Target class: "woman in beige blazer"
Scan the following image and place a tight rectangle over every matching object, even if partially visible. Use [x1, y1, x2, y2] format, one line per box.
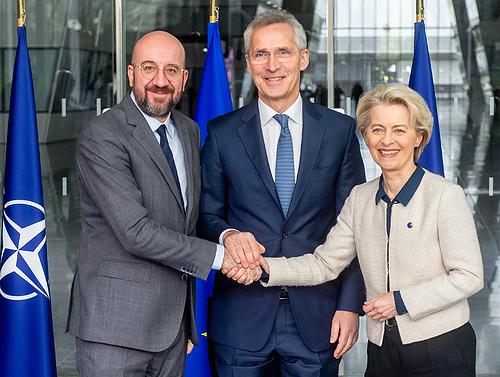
[226, 83, 484, 377]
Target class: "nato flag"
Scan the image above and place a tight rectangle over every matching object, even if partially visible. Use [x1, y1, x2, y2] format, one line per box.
[0, 26, 57, 377]
[184, 21, 232, 377]
[409, 20, 445, 176]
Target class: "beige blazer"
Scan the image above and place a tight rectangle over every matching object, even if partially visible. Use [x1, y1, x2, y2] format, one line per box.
[264, 171, 484, 346]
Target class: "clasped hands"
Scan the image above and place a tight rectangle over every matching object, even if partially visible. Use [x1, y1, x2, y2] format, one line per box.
[219, 231, 397, 324]
[220, 230, 268, 285]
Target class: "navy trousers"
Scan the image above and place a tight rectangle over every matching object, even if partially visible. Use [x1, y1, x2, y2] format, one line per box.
[213, 300, 341, 377]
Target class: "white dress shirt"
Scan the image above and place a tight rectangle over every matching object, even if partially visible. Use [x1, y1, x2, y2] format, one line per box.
[130, 93, 224, 269]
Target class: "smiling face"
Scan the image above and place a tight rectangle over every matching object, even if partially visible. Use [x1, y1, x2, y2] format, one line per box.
[127, 31, 188, 122]
[245, 22, 309, 112]
[364, 104, 423, 176]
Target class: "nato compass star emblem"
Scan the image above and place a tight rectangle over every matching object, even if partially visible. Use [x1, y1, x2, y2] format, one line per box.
[0, 199, 50, 301]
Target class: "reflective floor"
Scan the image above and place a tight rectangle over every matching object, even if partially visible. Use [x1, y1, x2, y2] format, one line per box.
[5, 96, 498, 376]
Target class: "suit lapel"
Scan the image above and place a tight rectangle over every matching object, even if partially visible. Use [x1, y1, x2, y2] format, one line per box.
[171, 111, 194, 226]
[286, 99, 324, 221]
[238, 100, 281, 209]
[123, 96, 185, 212]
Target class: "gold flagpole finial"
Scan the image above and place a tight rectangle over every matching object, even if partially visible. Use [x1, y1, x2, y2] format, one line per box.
[209, 0, 218, 23]
[17, 0, 26, 26]
[416, 0, 424, 22]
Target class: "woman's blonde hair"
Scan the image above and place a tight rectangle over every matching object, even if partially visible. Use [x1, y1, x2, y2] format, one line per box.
[356, 83, 434, 160]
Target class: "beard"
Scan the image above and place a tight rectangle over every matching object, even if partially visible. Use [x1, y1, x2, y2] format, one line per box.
[133, 84, 182, 118]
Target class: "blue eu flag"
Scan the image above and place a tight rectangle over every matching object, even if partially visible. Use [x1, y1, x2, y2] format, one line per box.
[184, 21, 232, 377]
[409, 20, 445, 176]
[0, 26, 57, 377]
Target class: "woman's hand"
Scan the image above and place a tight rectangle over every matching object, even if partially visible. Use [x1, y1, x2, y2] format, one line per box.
[363, 292, 397, 322]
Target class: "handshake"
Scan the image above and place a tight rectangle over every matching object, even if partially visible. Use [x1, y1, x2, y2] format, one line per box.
[220, 230, 269, 285]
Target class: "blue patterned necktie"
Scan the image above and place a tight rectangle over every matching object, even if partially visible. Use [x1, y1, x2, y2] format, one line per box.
[157, 124, 183, 204]
[274, 114, 295, 216]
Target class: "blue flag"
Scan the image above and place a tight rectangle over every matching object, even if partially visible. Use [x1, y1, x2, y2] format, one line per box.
[184, 21, 232, 377]
[193, 22, 233, 146]
[0, 26, 56, 377]
[409, 20, 445, 176]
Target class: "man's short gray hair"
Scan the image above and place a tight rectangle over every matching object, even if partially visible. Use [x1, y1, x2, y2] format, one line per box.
[243, 9, 307, 53]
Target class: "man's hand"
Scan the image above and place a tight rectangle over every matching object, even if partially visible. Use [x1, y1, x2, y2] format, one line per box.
[224, 254, 269, 284]
[221, 247, 262, 285]
[363, 292, 397, 322]
[221, 253, 268, 285]
[225, 265, 262, 285]
[221, 247, 239, 274]
[223, 231, 265, 269]
[186, 339, 194, 355]
[330, 310, 359, 359]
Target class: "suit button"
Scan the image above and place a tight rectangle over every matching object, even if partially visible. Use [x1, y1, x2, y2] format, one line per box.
[181, 274, 188, 281]
[281, 233, 287, 239]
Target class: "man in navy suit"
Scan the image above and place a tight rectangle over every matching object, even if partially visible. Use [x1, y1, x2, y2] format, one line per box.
[199, 9, 366, 377]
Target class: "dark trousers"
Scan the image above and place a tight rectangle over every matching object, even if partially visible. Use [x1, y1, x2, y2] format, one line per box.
[365, 322, 476, 377]
[213, 301, 341, 377]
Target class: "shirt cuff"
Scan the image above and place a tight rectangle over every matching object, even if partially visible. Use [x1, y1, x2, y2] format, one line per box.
[211, 244, 225, 270]
[219, 228, 238, 245]
[393, 291, 408, 315]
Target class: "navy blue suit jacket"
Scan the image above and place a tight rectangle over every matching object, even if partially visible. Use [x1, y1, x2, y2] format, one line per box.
[199, 98, 366, 352]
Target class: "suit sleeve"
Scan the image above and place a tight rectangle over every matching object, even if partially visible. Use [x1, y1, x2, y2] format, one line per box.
[198, 121, 232, 242]
[77, 121, 217, 280]
[334, 120, 366, 314]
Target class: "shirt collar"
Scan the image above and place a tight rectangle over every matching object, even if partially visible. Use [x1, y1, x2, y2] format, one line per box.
[130, 92, 174, 137]
[258, 95, 303, 127]
[375, 166, 425, 206]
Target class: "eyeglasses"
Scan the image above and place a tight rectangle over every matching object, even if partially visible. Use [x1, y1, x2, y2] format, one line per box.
[246, 48, 299, 64]
[132, 62, 186, 81]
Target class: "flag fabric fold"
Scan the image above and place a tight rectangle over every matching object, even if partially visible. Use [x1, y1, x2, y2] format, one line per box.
[409, 20, 445, 176]
[184, 21, 232, 377]
[0, 26, 56, 377]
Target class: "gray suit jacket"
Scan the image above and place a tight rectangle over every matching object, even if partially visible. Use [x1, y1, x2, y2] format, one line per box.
[67, 95, 217, 352]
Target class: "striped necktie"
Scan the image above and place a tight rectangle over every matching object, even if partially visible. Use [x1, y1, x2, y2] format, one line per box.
[274, 114, 295, 216]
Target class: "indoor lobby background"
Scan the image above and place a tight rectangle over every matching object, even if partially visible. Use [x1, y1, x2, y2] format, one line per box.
[0, 0, 499, 376]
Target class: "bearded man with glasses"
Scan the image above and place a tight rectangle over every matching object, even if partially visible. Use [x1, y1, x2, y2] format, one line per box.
[67, 30, 239, 377]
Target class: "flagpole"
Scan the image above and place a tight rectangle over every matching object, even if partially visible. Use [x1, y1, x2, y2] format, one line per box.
[209, 0, 218, 23]
[17, 0, 26, 26]
[416, 0, 424, 22]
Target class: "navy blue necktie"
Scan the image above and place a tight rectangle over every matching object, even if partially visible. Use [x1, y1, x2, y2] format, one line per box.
[274, 114, 295, 216]
[157, 124, 182, 202]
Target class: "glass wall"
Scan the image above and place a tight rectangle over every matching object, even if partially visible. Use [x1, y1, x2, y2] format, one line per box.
[0, 0, 499, 375]
[122, 0, 328, 117]
[0, 0, 115, 142]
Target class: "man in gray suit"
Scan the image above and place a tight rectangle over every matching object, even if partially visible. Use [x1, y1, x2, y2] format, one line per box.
[67, 31, 239, 377]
